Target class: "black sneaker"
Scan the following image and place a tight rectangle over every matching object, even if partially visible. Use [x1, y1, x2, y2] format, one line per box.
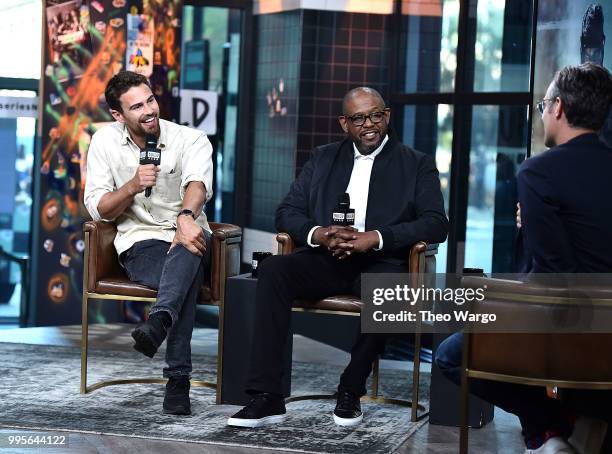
[227, 393, 286, 428]
[163, 376, 191, 415]
[131, 311, 170, 358]
[333, 390, 363, 426]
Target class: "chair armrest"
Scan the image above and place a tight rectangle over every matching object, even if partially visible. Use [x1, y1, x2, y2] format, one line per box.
[209, 222, 242, 303]
[209, 222, 242, 241]
[408, 242, 438, 274]
[462, 276, 612, 304]
[276, 233, 295, 256]
[83, 220, 122, 292]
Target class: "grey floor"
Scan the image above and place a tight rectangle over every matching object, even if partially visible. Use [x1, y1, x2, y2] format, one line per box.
[0, 325, 524, 453]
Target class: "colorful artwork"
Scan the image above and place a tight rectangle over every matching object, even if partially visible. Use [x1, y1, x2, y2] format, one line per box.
[126, 13, 154, 76]
[36, 0, 181, 326]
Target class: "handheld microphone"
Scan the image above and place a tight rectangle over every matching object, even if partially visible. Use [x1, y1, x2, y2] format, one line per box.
[139, 134, 160, 198]
[332, 193, 355, 226]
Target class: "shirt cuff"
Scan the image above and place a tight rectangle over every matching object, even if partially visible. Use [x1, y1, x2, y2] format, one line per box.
[373, 230, 383, 251]
[180, 175, 212, 202]
[85, 190, 111, 222]
[307, 226, 321, 247]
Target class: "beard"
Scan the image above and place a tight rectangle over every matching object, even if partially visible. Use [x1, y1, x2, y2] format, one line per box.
[126, 114, 160, 139]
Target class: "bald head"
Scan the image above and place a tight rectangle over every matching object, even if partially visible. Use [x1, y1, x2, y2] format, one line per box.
[342, 87, 386, 115]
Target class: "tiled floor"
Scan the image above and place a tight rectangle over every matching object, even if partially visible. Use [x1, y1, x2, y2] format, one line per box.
[0, 325, 524, 453]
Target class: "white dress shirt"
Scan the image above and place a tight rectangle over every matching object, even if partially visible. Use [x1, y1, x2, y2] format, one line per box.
[84, 119, 213, 256]
[307, 135, 388, 249]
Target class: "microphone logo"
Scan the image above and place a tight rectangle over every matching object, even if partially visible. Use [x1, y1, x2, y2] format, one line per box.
[332, 193, 355, 226]
[140, 133, 160, 198]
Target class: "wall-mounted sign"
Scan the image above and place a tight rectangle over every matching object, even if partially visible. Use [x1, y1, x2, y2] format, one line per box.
[0, 96, 38, 119]
[180, 89, 218, 135]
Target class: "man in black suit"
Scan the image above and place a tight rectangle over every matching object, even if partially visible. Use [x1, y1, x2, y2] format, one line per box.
[436, 63, 612, 453]
[228, 87, 448, 428]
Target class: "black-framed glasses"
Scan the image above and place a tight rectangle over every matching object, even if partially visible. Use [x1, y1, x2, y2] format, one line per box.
[343, 109, 388, 127]
[536, 98, 556, 115]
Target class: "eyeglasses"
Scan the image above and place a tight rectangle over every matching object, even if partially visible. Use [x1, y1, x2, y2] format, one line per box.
[536, 98, 556, 115]
[343, 109, 388, 127]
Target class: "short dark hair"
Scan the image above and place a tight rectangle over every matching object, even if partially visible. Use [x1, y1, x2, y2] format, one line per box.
[104, 71, 151, 113]
[550, 63, 612, 130]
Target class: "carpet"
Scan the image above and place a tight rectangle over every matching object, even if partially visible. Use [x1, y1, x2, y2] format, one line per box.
[0, 342, 429, 453]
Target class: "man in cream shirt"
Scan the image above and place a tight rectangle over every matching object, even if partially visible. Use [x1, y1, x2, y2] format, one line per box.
[84, 71, 213, 416]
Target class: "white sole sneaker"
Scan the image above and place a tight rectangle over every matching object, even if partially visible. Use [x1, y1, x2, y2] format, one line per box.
[227, 414, 286, 428]
[333, 413, 363, 427]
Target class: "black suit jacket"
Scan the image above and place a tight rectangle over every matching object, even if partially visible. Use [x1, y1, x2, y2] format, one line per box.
[275, 136, 449, 263]
[517, 133, 612, 273]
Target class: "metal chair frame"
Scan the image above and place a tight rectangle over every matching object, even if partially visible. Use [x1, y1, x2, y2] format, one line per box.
[80, 221, 241, 404]
[277, 233, 437, 422]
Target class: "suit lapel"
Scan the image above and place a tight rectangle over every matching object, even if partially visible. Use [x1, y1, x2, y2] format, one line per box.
[365, 138, 395, 231]
[324, 140, 354, 213]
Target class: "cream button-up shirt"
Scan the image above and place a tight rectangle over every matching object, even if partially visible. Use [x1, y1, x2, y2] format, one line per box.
[84, 119, 213, 256]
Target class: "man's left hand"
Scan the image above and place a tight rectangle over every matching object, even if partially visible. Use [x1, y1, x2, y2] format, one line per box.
[171, 215, 206, 256]
[330, 230, 380, 259]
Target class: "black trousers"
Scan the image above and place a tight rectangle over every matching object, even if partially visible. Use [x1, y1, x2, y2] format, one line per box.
[245, 248, 405, 397]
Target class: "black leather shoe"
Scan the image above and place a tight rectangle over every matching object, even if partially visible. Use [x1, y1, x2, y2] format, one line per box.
[131, 312, 170, 358]
[163, 376, 191, 415]
[333, 390, 363, 426]
[227, 393, 286, 428]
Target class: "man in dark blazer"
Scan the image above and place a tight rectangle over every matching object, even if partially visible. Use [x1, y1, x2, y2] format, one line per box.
[436, 63, 612, 453]
[228, 87, 448, 428]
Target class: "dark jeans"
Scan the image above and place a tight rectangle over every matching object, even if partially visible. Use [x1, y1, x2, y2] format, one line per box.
[435, 333, 612, 447]
[245, 248, 404, 397]
[123, 235, 211, 378]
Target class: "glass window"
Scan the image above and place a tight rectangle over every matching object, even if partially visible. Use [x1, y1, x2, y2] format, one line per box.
[0, 90, 36, 318]
[472, 0, 533, 92]
[0, 1, 42, 79]
[181, 5, 243, 223]
[464, 105, 527, 273]
[399, 0, 459, 92]
[402, 104, 453, 272]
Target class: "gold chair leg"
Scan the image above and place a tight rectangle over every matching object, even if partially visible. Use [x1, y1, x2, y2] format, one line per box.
[411, 332, 422, 422]
[371, 356, 380, 399]
[460, 334, 470, 454]
[460, 373, 469, 454]
[215, 302, 225, 405]
[80, 294, 89, 394]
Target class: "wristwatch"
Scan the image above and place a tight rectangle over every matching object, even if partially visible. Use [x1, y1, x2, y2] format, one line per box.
[178, 209, 195, 219]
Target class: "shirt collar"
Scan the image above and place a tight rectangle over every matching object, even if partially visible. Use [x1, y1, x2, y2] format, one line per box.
[119, 119, 167, 150]
[352, 134, 389, 160]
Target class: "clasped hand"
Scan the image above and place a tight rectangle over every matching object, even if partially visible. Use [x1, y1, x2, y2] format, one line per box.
[313, 226, 379, 260]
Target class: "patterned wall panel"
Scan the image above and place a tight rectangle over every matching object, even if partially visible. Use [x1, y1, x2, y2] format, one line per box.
[36, 0, 182, 326]
[248, 10, 302, 231]
[296, 10, 392, 175]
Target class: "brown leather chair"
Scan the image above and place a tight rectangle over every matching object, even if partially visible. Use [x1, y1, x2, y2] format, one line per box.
[276, 233, 438, 421]
[81, 220, 241, 404]
[458, 276, 612, 453]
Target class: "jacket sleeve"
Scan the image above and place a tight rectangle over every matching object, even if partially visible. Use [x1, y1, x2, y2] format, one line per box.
[517, 159, 577, 272]
[378, 154, 449, 251]
[275, 149, 319, 246]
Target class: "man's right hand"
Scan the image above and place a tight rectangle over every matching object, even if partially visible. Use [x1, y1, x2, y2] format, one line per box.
[312, 225, 356, 249]
[129, 164, 160, 194]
